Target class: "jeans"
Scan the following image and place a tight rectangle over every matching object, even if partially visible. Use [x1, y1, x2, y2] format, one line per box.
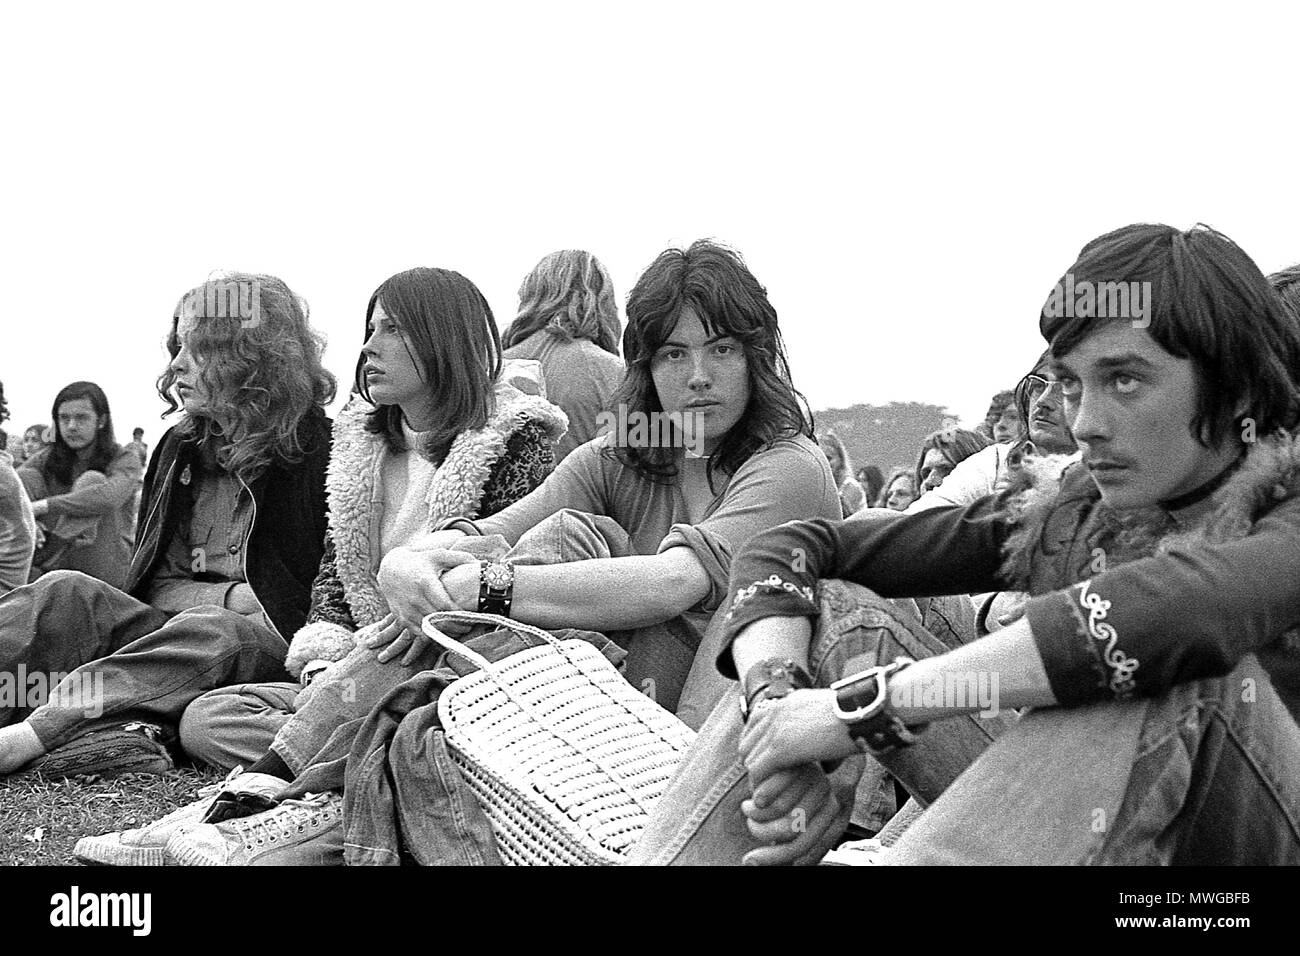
[628, 579, 1300, 864]
[625, 579, 1011, 865]
[184, 509, 720, 775]
[0, 570, 289, 751]
[881, 653, 1300, 864]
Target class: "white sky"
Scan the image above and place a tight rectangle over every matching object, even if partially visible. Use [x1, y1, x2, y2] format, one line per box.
[3, 1, 1298, 445]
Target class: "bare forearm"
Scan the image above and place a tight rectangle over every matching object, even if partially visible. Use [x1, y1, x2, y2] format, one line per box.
[887, 616, 1056, 722]
[447, 550, 712, 631]
[731, 617, 815, 679]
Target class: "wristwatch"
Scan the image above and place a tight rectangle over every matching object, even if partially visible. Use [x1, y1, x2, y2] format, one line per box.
[740, 657, 813, 722]
[477, 560, 515, 617]
[830, 657, 927, 754]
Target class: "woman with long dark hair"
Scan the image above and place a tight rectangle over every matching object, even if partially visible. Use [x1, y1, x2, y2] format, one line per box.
[18, 381, 142, 588]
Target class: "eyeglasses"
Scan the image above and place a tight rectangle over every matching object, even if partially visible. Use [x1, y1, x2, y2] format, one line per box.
[1021, 373, 1051, 402]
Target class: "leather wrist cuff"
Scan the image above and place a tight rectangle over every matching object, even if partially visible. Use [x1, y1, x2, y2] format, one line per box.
[831, 657, 928, 755]
[740, 657, 813, 722]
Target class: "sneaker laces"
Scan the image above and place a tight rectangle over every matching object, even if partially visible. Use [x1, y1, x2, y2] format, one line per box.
[232, 793, 341, 849]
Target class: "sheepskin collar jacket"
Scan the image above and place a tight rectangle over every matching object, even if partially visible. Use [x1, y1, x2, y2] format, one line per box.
[998, 429, 1300, 711]
[1000, 430, 1300, 596]
[127, 407, 332, 641]
[284, 378, 566, 678]
[719, 429, 1300, 712]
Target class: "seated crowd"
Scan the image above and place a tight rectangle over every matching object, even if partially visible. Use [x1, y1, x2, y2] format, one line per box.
[0, 225, 1297, 866]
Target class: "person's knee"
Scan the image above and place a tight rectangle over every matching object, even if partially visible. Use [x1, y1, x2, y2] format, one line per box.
[809, 579, 935, 684]
[178, 690, 233, 768]
[512, 508, 627, 562]
[70, 470, 108, 491]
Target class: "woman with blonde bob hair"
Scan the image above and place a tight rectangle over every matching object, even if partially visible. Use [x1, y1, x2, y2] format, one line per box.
[502, 249, 625, 461]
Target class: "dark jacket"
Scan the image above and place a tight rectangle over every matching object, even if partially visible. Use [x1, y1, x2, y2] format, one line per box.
[128, 408, 331, 640]
[720, 432, 1300, 716]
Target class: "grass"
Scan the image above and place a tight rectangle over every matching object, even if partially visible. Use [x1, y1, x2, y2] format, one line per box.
[0, 767, 223, 865]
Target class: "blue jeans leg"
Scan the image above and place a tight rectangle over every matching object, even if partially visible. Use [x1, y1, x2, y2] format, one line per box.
[881, 654, 1300, 864]
[625, 580, 1010, 865]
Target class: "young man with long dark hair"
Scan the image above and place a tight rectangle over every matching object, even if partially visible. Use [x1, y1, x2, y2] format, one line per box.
[18, 381, 142, 588]
[0, 273, 334, 781]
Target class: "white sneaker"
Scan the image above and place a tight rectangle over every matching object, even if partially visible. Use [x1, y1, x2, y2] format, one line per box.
[820, 837, 886, 866]
[166, 792, 344, 866]
[73, 769, 286, 867]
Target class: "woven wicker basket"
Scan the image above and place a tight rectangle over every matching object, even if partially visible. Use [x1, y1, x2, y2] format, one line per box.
[422, 611, 697, 866]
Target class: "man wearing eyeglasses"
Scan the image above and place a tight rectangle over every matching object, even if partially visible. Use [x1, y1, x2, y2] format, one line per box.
[903, 358, 1078, 515]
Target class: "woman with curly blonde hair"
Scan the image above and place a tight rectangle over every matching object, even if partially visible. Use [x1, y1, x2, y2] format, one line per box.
[502, 249, 625, 461]
[0, 273, 334, 781]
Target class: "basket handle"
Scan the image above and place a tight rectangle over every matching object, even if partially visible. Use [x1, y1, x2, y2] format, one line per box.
[420, 610, 565, 673]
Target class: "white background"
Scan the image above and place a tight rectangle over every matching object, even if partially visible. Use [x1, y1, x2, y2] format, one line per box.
[2, 1, 1297, 445]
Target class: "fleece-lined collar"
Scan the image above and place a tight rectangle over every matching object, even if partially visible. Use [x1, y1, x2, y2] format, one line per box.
[325, 375, 566, 628]
[999, 430, 1300, 593]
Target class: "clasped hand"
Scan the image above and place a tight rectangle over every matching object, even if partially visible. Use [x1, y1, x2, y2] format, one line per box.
[736, 689, 860, 865]
[369, 541, 479, 665]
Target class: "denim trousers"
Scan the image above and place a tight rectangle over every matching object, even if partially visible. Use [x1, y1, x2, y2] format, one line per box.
[185, 509, 717, 776]
[625, 579, 1012, 865]
[627, 579, 1300, 864]
[0, 570, 289, 751]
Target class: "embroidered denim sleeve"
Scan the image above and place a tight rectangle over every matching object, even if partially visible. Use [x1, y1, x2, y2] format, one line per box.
[1025, 581, 1140, 706]
[1073, 579, 1139, 697]
[727, 574, 817, 623]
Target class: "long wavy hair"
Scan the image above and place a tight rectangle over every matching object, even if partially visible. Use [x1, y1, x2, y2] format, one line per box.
[605, 239, 813, 484]
[501, 250, 621, 356]
[42, 381, 119, 485]
[819, 430, 854, 485]
[357, 267, 503, 465]
[156, 273, 337, 483]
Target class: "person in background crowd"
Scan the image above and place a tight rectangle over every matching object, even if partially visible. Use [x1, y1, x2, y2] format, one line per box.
[909, 351, 1078, 513]
[0, 381, 37, 594]
[913, 427, 990, 494]
[127, 428, 149, 468]
[820, 431, 866, 515]
[878, 467, 917, 511]
[1270, 264, 1300, 318]
[18, 382, 143, 589]
[855, 464, 883, 507]
[976, 389, 1018, 443]
[501, 250, 624, 462]
[21, 425, 47, 464]
[0, 274, 333, 784]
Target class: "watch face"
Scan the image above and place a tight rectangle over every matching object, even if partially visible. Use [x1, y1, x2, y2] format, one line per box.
[483, 564, 512, 589]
